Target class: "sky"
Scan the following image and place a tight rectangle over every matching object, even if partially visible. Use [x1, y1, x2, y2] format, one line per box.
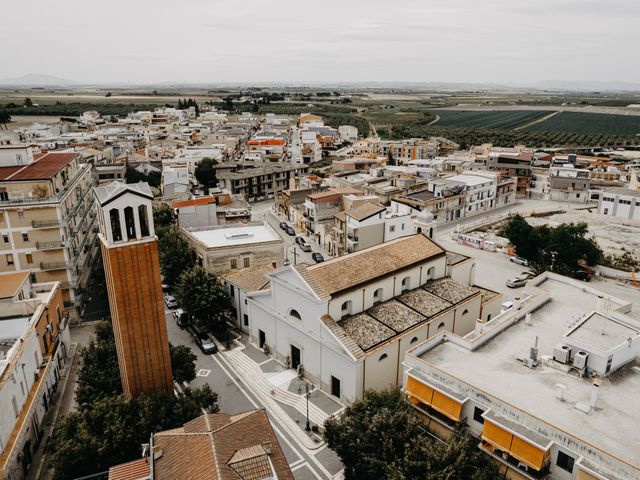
[2, 0, 640, 85]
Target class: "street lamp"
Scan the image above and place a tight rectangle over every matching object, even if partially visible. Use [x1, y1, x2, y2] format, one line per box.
[305, 382, 311, 432]
[285, 244, 299, 266]
[550, 251, 558, 272]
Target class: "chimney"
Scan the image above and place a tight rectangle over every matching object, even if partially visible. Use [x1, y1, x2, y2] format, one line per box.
[590, 379, 601, 411]
[530, 336, 539, 365]
[555, 383, 566, 401]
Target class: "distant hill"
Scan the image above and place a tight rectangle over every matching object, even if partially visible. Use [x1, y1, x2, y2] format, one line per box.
[0, 74, 84, 86]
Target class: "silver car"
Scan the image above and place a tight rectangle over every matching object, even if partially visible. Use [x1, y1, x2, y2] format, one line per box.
[506, 276, 527, 288]
[509, 256, 529, 266]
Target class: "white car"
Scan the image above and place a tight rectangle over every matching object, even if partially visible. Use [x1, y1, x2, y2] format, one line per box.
[164, 295, 178, 309]
[509, 256, 529, 266]
[506, 276, 527, 288]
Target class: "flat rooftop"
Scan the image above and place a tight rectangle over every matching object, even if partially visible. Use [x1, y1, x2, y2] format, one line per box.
[418, 277, 640, 467]
[188, 224, 280, 249]
[566, 312, 639, 352]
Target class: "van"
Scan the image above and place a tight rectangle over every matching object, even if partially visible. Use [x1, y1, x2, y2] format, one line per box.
[173, 309, 191, 328]
[501, 301, 514, 313]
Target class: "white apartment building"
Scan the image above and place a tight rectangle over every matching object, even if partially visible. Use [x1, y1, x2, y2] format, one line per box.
[0, 145, 35, 167]
[598, 188, 640, 222]
[338, 125, 358, 143]
[445, 173, 498, 215]
[547, 166, 591, 203]
[161, 165, 190, 197]
[403, 272, 640, 480]
[300, 130, 322, 164]
[225, 234, 501, 404]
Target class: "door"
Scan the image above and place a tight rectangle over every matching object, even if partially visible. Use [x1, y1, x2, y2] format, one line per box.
[331, 376, 341, 398]
[291, 345, 301, 370]
[259, 330, 266, 349]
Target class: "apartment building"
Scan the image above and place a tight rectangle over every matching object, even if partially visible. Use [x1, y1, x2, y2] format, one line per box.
[338, 125, 358, 143]
[0, 145, 35, 167]
[246, 138, 287, 162]
[392, 183, 466, 223]
[217, 163, 308, 203]
[403, 272, 640, 480]
[0, 151, 98, 322]
[547, 166, 591, 202]
[0, 273, 69, 480]
[485, 151, 534, 198]
[598, 187, 640, 222]
[445, 173, 498, 215]
[300, 188, 362, 236]
[227, 234, 500, 403]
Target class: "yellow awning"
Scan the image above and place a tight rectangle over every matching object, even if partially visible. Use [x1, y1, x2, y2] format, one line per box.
[430, 390, 463, 421]
[406, 376, 434, 405]
[510, 436, 547, 471]
[482, 420, 513, 452]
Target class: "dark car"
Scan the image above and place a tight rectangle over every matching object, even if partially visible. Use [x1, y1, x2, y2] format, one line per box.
[295, 236, 306, 246]
[285, 226, 296, 236]
[573, 270, 592, 282]
[191, 327, 217, 354]
[311, 252, 324, 263]
[279, 221, 288, 230]
[299, 243, 312, 252]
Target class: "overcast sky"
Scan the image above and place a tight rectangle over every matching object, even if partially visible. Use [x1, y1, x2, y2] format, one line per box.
[2, 0, 639, 85]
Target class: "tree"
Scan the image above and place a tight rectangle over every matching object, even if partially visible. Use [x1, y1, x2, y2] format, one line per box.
[0, 111, 10, 129]
[194, 157, 218, 194]
[325, 388, 498, 480]
[500, 214, 540, 261]
[175, 266, 231, 333]
[125, 166, 160, 188]
[153, 203, 175, 229]
[157, 225, 195, 286]
[51, 386, 218, 480]
[23, 97, 33, 107]
[387, 148, 396, 166]
[169, 343, 197, 383]
[105, 92, 112, 97]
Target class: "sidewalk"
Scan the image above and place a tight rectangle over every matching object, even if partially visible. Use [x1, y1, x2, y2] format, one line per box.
[219, 337, 344, 452]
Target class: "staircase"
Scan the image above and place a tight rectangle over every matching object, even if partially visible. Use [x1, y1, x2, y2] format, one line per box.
[224, 348, 336, 427]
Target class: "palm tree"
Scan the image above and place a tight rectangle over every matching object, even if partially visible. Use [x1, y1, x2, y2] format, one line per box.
[525, 262, 548, 279]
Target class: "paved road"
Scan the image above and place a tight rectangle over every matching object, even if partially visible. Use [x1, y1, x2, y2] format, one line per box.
[164, 311, 343, 479]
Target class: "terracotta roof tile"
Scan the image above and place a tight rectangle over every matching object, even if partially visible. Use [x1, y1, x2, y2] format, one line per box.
[345, 202, 385, 222]
[4, 152, 78, 181]
[108, 458, 150, 480]
[223, 265, 274, 292]
[0, 272, 30, 299]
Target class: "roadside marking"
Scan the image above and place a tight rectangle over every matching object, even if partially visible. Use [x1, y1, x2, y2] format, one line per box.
[289, 459, 305, 469]
[196, 368, 211, 377]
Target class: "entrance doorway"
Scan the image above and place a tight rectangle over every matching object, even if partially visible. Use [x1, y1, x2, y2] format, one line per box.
[331, 376, 341, 398]
[291, 345, 301, 370]
[259, 330, 266, 349]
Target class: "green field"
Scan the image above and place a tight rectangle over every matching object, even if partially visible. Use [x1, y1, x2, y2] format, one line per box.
[526, 111, 640, 135]
[431, 110, 553, 129]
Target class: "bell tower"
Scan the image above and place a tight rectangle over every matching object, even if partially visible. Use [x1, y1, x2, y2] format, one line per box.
[94, 182, 173, 396]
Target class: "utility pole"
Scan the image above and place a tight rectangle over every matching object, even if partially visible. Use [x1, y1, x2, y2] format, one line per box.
[305, 382, 311, 431]
[551, 251, 558, 272]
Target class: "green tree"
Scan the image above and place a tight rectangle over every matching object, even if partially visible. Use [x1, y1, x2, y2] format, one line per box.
[125, 166, 161, 188]
[169, 343, 197, 383]
[105, 92, 112, 97]
[0, 111, 10, 129]
[387, 148, 396, 166]
[500, 214, 540, 261]
[157, 225, 195, 286]
[325, 388, 497, 480]
[51, 386, 218, 480]
[23, 97, 33, 107]
[194, 157, 218, 194]
[153, 203, 175, 229]
[175, 266, 231, 333]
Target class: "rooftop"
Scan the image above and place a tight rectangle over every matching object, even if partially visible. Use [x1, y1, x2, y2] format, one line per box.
[187, 223, 281, 249]
[0, 272, 30, 299]
[94, 181, 153, 206]
[415, 276, 640, 468]
[0, 152, 77, 182]
[565, 312, 639, 352]
[604, 187, 640, 198]
[223, 264, 274, 292]
[345, 202, 386, 222]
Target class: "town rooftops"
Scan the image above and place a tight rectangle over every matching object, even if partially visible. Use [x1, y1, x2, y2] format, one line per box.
[150, 409, 293, 480]
[172, 197, 216, 209]
[186, 223, 281, 249]
[297, 234, 445, 299]
[107, 458, 150, 480]
[0, 272, 30, 300]
[223, 264, 275, 292]
[603, 187, 640, 198]
[247, 138, 286, 146]
[0, 152, 77, 182]
[94, 181, 153, 206]
[345, 202, 386, 222]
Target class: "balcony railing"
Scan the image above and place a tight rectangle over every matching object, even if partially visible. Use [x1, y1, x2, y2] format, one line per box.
[40, 261, 69, 271]
[32, 219, 60, 229]
[36, 240, 64, 251]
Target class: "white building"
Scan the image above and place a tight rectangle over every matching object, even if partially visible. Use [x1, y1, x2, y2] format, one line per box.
[161, 165, 190, 197]
[445, 173, 498, 215]
[226, 234, 501, 404]
[338, 125, 358, 143]
[0, 145, 35, 167]
[598, 187, 640, 222]
[300, 130, 322, 164]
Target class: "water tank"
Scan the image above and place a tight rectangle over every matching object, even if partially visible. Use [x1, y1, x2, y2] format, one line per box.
[553, 344, 571, 364]
[573, 350, 589, 370]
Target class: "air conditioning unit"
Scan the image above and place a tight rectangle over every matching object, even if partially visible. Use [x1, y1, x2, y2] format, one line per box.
[553, 344, 572, 364]
[573, 350, 589, 370]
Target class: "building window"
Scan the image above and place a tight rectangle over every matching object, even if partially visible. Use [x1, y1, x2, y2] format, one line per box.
[389, 225, 396, 233]
[18, 210, 24, 219]
[426, 266, 436, 280]
[110, 208, 122, 242]
[229, 285, 235, 297]
[473, 406, 485, 424]
[124, 206, 136, 240]
[138, 205, 150, 237]
[341, 300, 352, 317]
[410, 336, 418, 344]
[6, 254, 13, 265]
[26, 254, 33, 264]
[461, 309, 469, 317]
[22, 232, 29, 242]
[2, 234, 8, 243]
[556, 451, 575, 473]
[401, 276, 411, 292]
[373, 287, 383, 305]
[290, 309, 302, 321]
[243, 314, 249, 326]
[243, 257, 250, 268]
[0, 212, 3, 222]
[11, 397, 19, 418]
[437, 321, 445, 329]
[379, 353, 388, 361]
[230, 258, 238, 269]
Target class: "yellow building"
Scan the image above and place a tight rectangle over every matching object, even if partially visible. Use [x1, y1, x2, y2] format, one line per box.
[0, 151, 98, 322]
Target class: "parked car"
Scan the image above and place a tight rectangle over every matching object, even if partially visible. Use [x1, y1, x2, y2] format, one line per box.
[506, 276, 527, 288]
[509, 256, 529, 266]
[161, 283, 171, 293]
[195, 331, 217, 354]
[311, 252, 324, 263]
[285, 226, 296, 236]
[164, 295, 178, 309]
[299, 243, 312, 252]
[279, 221, 288, 230]
[295, 236, 306, 246]
[501, 301, 514, 313]
[573, 270, 592, 282]
[173, 308, 191, 328]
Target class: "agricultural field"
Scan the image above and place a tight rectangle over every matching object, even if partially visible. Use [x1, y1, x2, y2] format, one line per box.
[431, 109, 553, 129]
[525, 111, 640, 136]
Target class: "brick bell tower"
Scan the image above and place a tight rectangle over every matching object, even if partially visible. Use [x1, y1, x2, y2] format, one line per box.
[94, 182, 173, 397]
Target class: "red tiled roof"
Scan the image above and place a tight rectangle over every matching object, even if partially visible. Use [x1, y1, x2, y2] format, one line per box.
[247, 139, 286, 146]
[172, 197, 215, 209]
[2, 152, 78, 181]
[108, 458, 150, 480]
[0, 166, 24, 181]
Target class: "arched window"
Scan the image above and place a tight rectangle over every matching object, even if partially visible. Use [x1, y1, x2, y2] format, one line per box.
[401, 276, 411, 292]
[373, 288, 384, 305]
[138, 205, 150, 237]
[124, 206, 136, 240]
[462, 309, 469, 317]
[487, 314, 492, 321]
[417, 227, 423, 234]
[109, 208, 122, 242]
[290, 309, 301, 321]
[379, 353, 388, 361]
[410, 336, 418, 344]
[341, 300, 352, 316]
[437, 322, 445, 329]
[426, 266, 436, 280]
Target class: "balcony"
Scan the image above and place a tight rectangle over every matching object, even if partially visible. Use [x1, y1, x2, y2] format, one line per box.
[40, 261, 69, 271]
[36, 240, 64, 251]
[32, 219, 60, 229]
